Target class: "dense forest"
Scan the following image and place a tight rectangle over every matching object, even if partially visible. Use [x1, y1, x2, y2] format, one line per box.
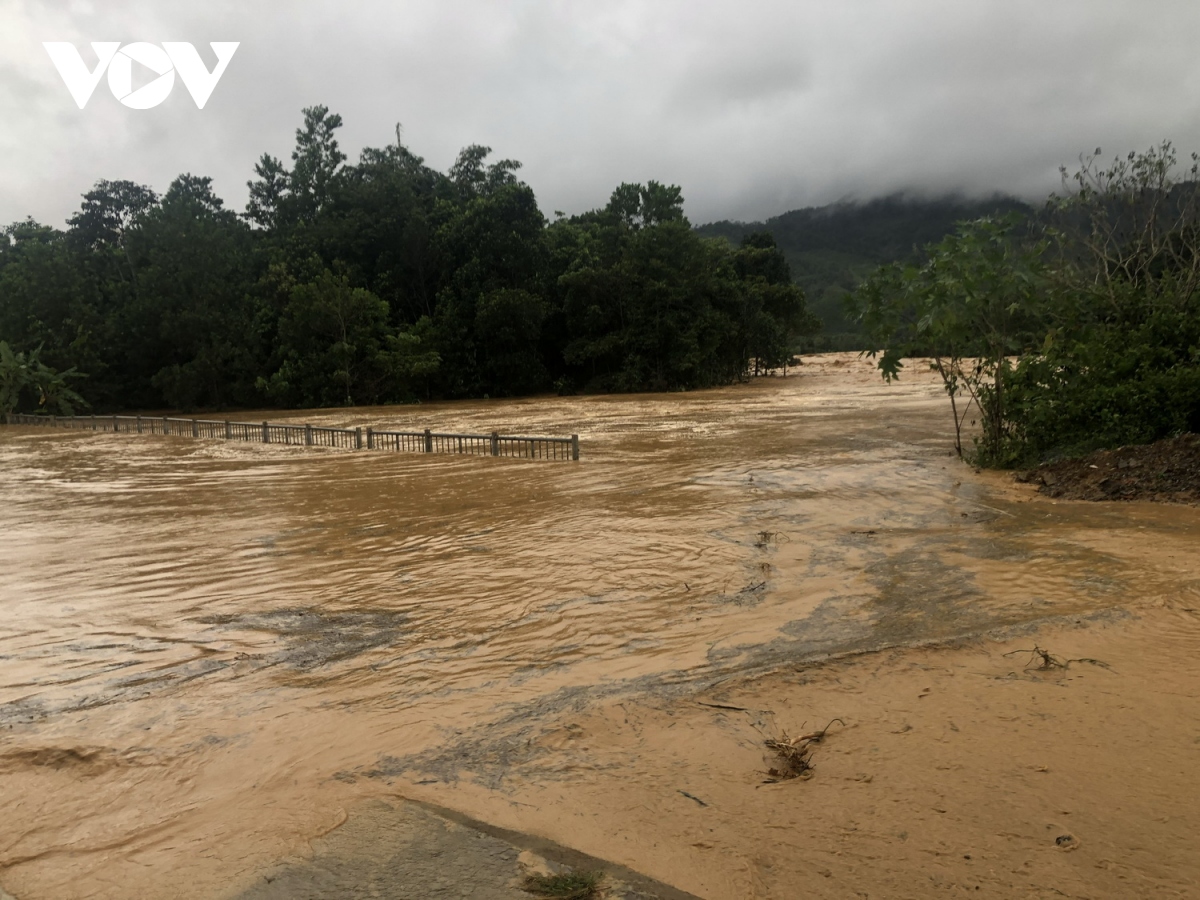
[0, 106, 817, 414]
[697, 195, 1032, 347]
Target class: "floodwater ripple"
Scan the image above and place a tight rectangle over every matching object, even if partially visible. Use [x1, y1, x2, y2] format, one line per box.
[1, 355, 1198, 900]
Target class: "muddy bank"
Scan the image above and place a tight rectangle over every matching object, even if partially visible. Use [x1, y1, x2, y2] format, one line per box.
[1017, 432, 1200, 504]
[0, 353, 1197, 899]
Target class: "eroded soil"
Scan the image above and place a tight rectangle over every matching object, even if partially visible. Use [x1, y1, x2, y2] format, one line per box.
[1, 354, 1197, 899]
[1017, 432, 1200, 505]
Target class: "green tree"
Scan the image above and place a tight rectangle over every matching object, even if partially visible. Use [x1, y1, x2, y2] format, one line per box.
[430, 151, 548, 396]
[999, 143, 1200, 459]
[0, 219, 104, 390]
[475, 288, 548, 394]
[734, 232, 819, 373]
[851, 142, 1200, 466]
[322, 125, 449, 323]
[130, 174, 258, 409]
[555, 187, 817, 391]
[559, 185, 744, 391]
[263, 268, 437, 406]
[0, 341, 86, 416]
[246, 105, 347, 231]
[849, 216, 1048, 460]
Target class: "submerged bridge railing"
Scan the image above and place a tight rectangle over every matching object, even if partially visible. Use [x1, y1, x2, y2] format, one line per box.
[5, 413, 580, 461]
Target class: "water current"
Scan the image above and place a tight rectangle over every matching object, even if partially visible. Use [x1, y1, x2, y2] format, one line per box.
[1, 354, 1197, 899]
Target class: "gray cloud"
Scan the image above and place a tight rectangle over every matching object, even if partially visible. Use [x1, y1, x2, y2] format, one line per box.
[3, 0, 1200, 227]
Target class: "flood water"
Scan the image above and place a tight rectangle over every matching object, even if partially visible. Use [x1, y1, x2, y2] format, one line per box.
[1, 354, 1198, 899]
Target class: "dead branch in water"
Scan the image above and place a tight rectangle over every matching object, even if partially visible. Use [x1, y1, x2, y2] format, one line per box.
[1003, 645, 1112, 671]
[1005, 645, 1067, 670]
[762, 718, 845, 783]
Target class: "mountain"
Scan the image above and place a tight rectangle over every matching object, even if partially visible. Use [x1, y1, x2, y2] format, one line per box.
[696, 194, 1034, 349]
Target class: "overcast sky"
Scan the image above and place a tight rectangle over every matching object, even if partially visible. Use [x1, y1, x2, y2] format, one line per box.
[4, 0, 1200, 228]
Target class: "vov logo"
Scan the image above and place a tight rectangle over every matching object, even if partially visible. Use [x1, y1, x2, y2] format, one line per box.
[43, 42, 239, 109]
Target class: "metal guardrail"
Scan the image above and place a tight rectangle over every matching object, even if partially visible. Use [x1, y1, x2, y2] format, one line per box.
[5, 413, 580, 461]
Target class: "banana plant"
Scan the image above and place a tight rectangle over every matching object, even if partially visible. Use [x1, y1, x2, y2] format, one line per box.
[0, 341, 87, 416]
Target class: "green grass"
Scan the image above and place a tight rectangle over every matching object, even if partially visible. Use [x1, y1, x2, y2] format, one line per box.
[522, 869, 603, 899]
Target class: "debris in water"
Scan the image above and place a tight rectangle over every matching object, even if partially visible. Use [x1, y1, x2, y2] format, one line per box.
[754, 530, 788, 548]
[1004, 646, 1112, 672]
[762, 718, 845, 782]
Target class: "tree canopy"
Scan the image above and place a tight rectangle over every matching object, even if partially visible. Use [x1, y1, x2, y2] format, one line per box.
[0, 107, 819, 413]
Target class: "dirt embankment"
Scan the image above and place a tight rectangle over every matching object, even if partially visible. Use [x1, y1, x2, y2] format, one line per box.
[1016, 433, 1200, 504]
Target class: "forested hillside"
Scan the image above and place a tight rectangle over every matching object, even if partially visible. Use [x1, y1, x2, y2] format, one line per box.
[697, 195, 1032, 347]
[0, 107, 817, 414]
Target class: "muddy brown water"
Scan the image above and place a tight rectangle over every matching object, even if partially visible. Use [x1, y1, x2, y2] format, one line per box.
[1, 354, 1198, 899]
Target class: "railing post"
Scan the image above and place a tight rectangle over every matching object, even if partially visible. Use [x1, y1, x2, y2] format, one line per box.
[91, 414, 96, 430]
[262, 421, 269, 443]
[571, 434, 579, 461]
[136, 414, 143, 434]
[162, 416, 168, 435]
[355, 427, 363, 450]
[490, 431, 499, 456]
[424, 428, 433, 453]
[112, 414, 118, 433]
[305, 424, 312, 446]
[51, 414, 57, 428]
[225, 420, 232, 439]
[366, 427, 374, 450]
[191, 419, 199, 438]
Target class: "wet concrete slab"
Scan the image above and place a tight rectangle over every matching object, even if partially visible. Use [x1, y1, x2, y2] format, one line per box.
[231, 798, 700, 900]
